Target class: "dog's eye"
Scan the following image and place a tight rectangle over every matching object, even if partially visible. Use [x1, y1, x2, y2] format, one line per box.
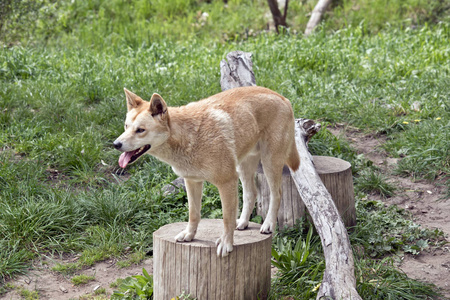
[136, 128, 145, 133]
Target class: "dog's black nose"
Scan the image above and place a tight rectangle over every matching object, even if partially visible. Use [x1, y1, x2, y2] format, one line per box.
[113, 141, 122, 149]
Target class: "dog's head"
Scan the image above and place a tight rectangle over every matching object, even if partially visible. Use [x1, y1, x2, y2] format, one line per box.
[113, 88, 170, 168]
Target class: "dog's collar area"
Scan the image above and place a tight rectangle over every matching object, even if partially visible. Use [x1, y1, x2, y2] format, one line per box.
[151, 109, 167, 117]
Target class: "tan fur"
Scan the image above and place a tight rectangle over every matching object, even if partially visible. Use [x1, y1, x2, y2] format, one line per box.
[114, 86, 300, 257]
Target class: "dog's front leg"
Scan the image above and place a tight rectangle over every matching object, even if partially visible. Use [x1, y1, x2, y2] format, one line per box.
[175, 179, 203, 242]
[215, 179, 238, 257]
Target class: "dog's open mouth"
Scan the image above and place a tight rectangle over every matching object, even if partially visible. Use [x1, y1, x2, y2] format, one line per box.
[118, 145, 151, 168]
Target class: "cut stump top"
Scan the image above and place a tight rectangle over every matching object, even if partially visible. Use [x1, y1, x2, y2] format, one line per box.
[313, 155, 351, 174]
[153, 219, 270, 248]
[260, 155, 352, 176]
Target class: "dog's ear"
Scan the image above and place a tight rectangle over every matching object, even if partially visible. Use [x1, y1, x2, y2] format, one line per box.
[124, 88, 144, 111]
[149, 93, 168, 120]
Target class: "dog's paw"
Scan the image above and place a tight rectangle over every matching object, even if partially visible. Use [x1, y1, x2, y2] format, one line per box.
[215, 236, 233, 257]
[175, 230, 195, 242]
[236, 218, 249, 230]
[260, 220, 275, 234]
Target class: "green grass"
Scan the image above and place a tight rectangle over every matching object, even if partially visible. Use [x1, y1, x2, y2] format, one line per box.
[116, 251, 146, 269]
[0, 0, 448, 298]
[355, 169, 397, 197]
[71, 274, 96, 286]
[1, 0, 448, 49]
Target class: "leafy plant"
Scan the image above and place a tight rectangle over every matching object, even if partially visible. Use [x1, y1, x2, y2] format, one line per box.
[351, 199, 443, 257]
[111, 268, 153, 300]
[270, 226, 325, 298]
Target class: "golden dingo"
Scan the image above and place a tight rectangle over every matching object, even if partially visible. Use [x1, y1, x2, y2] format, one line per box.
[113, 86, 300, 257]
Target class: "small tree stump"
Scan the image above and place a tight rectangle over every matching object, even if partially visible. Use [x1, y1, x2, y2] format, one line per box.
[256, 155, 356, 228]
[153, 219, 271, 300]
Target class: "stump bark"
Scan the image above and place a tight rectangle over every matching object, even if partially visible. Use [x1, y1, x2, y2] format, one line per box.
[256, 156, 356, 228]
[153, 219, 271, 300]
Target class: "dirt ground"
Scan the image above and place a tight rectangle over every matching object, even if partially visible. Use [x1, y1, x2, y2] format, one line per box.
[0, 256, 154, 300]
[1, 126, 449, 299]
[329, 125, 450, 299]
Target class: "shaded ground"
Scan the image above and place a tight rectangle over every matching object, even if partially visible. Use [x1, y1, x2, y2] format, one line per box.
[330, 125, 450, 298]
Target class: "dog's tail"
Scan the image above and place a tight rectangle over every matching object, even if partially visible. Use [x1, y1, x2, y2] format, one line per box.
[287, 140, 300, 171]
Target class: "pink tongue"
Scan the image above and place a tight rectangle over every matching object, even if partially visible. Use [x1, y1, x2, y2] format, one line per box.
[118, 151, 134, 168]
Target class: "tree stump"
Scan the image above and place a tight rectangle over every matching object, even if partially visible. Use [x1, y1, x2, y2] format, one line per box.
[153, 219, 271, 300]
[256, 155, 356, 228]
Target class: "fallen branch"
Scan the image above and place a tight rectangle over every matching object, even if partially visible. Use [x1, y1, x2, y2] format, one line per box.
[290, 119, 361, 300]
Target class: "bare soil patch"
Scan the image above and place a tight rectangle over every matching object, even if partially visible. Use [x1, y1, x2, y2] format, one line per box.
[330, 125, 450, 298]
[0, 256, 153, 300]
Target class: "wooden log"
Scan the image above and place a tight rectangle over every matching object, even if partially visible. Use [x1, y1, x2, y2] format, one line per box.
[290, 119, 361, 300]
[220, 51, 256, 91]
[153, 219, 271, 300]
[256, 155, 356, 228]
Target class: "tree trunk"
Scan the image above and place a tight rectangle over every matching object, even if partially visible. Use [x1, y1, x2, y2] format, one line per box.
[305, 0, 332, 36]
[290, 119, 361, 300]
[267, 0, 289, 33]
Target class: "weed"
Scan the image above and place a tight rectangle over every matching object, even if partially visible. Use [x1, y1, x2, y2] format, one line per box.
[355, 169, 396, 198]
[116, 251, 146, 269]
[79, 294, 109, 300]
[71, 274, 95, 286]
[111, 268, 153, 300]
[356, 256, 440, 299]
[17, 287, 39, 300]
[271, 226, 324, 298]
[94, 287, 107, 295]
[51, 262, 82, 275]
[351, 199, 443, 257]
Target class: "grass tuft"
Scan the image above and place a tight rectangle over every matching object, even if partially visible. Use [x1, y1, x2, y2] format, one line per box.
[355, 169, 397, 198]
[71, 274, 96, 286]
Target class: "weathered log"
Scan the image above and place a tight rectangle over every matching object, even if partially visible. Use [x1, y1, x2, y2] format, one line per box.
[256, 156, 356, 228]
[290, 119, 362, 300]
[220, 51, 256, 91]
[153, 219, 271, 300]
[305, 0, 333, 36]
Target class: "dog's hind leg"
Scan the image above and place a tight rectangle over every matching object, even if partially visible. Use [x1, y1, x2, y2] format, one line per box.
[215, 179, 239, 257]
[259, 153, 284, 234]
[236, 152, 260, 230]
[175, 179, 203, 242]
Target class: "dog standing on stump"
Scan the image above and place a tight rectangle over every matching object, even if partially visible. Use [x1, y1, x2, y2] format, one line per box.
[113, 86, 300, 257]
